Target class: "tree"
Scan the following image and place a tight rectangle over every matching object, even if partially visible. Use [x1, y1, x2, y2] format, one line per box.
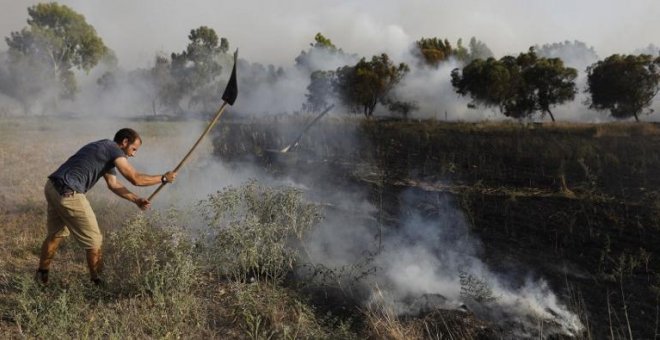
[387, 100, 419, 119]
[164, 26, 227, 114]
[304, 70, 336, 113]
[467, 37, 494, 61]
[414, 37, 454, 66]
[414, 37, 493, 66]
[451, 48, 577, 121]
[587, 54, 660, 122]
[5, 2, 108, 100]
[295, 33, 356, 72]
[535, 40, 598, 70]
[335, 53, 409, 117]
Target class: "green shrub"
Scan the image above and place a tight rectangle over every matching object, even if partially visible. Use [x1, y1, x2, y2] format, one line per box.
[199, 180, 322, 284]
[105, 211, 196, 297]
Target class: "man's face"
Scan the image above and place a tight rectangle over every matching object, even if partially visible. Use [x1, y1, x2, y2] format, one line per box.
[119, 138, 141, 157]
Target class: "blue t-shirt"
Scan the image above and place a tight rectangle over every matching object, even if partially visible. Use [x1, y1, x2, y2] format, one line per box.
[49, 139, 126, 193]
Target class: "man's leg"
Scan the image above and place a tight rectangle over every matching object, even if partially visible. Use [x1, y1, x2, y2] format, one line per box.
[86, 248, 103, 283]
[39, 180, 70, 284]
[38, 234, 65, 270]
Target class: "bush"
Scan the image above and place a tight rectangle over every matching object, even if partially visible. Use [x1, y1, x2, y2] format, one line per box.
[11, 210, 208, 338]
[105, 210, 196, 297]
[199, 180, 322, 284]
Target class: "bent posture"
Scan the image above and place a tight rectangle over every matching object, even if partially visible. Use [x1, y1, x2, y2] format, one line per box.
[36, 128, 176, 285]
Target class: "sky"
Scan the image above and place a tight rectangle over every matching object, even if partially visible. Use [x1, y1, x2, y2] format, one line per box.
[1, 0, 659, 68]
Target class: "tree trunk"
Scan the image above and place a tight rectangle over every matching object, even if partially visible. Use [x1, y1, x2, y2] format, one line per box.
[546, 109, 556, 122]
[634, 112, 640, 122]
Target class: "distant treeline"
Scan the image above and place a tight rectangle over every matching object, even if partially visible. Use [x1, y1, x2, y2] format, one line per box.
[1, 2, 659, 121]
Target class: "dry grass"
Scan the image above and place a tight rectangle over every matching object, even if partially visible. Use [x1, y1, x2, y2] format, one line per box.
[0, 115, 363, 338]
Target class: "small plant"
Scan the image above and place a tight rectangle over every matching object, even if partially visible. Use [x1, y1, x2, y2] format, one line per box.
[458, 270, 497, 303]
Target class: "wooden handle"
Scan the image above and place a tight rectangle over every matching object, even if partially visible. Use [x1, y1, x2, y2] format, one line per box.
[147, 101, 229, 202]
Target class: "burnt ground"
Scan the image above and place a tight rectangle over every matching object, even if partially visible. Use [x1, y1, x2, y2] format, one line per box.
[212, 117, 660, 339]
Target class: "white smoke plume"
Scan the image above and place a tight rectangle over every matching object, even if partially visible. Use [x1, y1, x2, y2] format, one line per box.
[303, 188, 583, 337]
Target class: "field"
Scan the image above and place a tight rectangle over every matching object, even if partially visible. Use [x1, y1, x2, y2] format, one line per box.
[1, 115, 660, 339]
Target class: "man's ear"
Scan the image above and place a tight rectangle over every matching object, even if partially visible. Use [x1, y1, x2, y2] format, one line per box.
[121, 138, 129, 147]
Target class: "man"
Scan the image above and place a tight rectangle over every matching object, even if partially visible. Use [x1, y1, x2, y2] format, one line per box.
[36, 128, 176, 285]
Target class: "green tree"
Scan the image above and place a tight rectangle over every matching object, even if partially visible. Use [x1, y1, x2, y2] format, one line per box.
[414, 37, 454, 66]
[5, 2, 108, 100]
[303, 70, 336, 113]
[335, 53, 409, 117]
[166, 26, 227, 114]
[535, 40, 598, 70]
[150, 54, 177, 115]
[467, 37, 494, 61]
[295, 33, 355, 72]
[451, 48, 577, 121]
[387, 100, 419, 119]
[586, 54, 660, 122]
[414, 37, 493, 66]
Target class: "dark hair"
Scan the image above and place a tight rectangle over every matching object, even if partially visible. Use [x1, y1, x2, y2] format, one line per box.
[113, 128, 141, 144]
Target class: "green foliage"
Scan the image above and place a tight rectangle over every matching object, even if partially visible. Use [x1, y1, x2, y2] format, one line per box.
[587, 54, 660, 121]
[387, 99, 419, 118]
[105, 211, 197, 297]
[312, 32, 337, 50]
[534, 40, 598, 68]
[335, 53, 410, 117]
[295, 32, 356, 73]
[467, 37, 494, 61]
[5, 2, 108, 100]
[147, 26, 228, 115]
[451, 48, 577, 121]
[414, 36, 493, 66]
[415, 37, 454, 66]
[304, 70, 336, 113]
[199, 180, 322, 284]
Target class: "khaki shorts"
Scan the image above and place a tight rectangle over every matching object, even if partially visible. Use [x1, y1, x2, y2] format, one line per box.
[44, 180, 102, 249]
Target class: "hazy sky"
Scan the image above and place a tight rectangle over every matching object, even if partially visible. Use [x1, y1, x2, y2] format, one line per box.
[1, 0, 659, 68]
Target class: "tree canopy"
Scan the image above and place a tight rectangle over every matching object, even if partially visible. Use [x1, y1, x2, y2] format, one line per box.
[335, 53, 409, 117]
[586, 54, 660, 121]
[156, 26, 228, 114]
[451, 48, 577, 121]
[414, 37, 493, 67]
[5, 2, 107, 100]
[295, 33, 356, 72]
[534, 40, 598, 70]
[304, 70, 335, 113]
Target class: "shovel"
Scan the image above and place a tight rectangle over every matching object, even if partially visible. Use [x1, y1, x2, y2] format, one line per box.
[277, 103, 335, 154]
[148, 49, 239, 201]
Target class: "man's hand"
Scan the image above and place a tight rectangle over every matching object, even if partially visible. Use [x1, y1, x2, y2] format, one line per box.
[135, 197, 151, 211]
[163, 171, 177, 183]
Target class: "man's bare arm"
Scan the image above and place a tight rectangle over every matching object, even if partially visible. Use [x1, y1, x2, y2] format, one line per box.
[104, 173, 150, 210]
[114, 157, 175, 186]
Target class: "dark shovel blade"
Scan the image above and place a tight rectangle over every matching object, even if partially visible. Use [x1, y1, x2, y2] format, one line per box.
[222, 49, 238, 105]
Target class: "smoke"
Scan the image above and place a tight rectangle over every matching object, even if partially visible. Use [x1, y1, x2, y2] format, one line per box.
[2, 1, 660, 121]
[392, 55, 494, 120]
[4, 0, 660, 68]
[303, 187, 583, 336]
